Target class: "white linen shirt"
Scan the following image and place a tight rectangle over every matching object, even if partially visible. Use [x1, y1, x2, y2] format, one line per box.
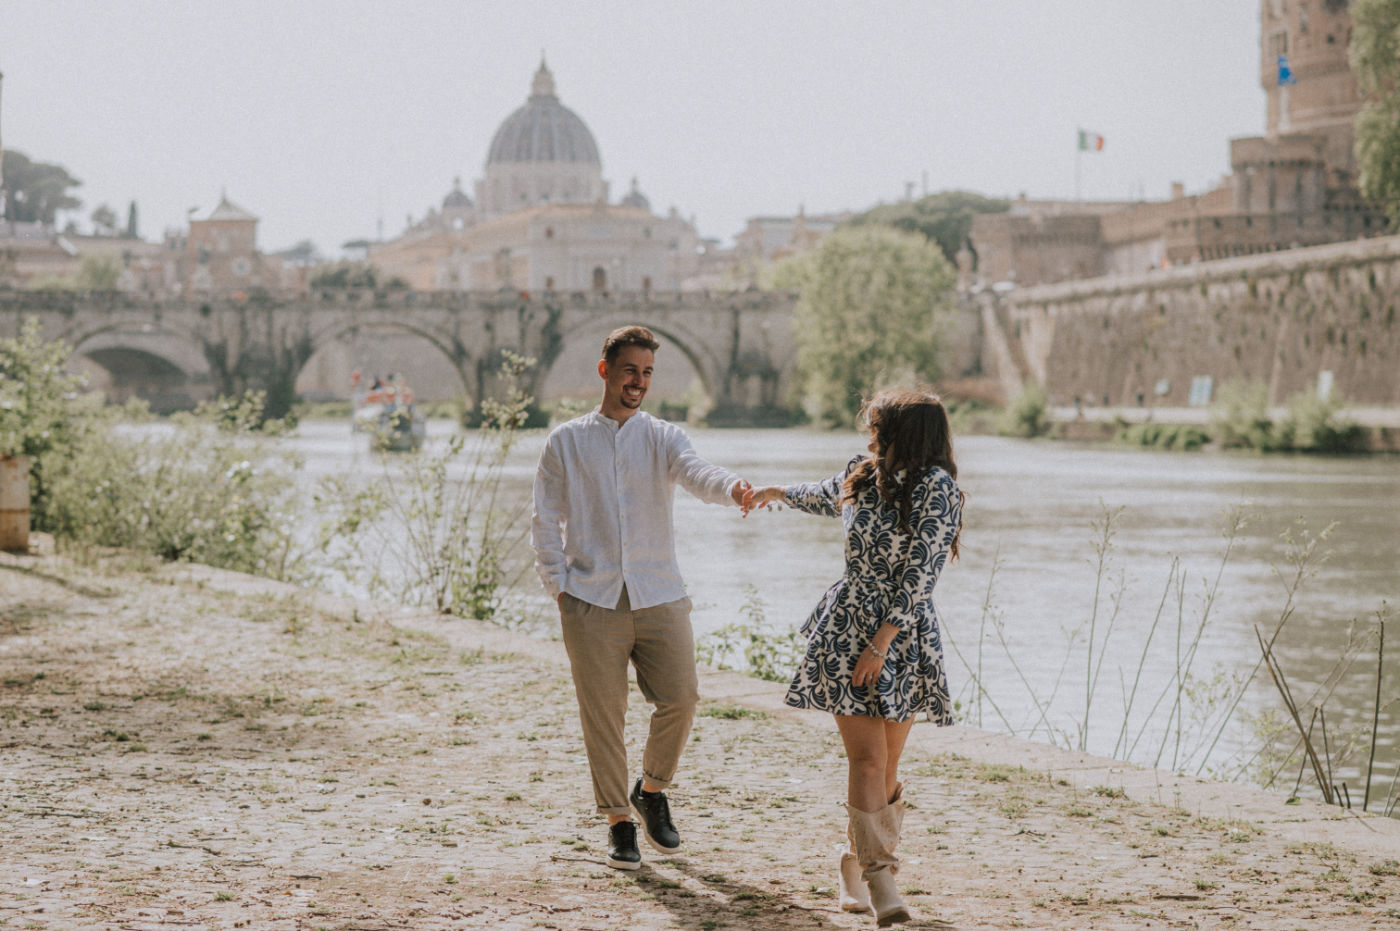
[531, 409, 741, 610]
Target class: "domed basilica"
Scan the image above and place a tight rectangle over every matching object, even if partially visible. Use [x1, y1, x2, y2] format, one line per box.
[369, 61, 702, 292]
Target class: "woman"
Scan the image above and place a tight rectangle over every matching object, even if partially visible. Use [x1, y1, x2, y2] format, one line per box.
[745, 389, 963, 927]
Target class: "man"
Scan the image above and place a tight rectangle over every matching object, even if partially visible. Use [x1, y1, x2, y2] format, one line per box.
[531, 325, 750, 870]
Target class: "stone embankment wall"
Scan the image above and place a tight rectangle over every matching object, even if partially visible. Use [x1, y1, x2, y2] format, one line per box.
[979, 234, 1400, 409]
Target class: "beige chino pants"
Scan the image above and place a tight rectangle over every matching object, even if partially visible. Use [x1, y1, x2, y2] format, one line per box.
[559, 588, 699, 816]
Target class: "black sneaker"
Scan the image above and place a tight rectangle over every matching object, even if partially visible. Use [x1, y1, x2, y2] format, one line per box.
[606, 821, 642, 871]
[629, 778, 681, 853]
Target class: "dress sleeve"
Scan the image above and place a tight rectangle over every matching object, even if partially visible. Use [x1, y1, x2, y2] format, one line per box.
[782, 455, 863, 518]
[884, 470, 962, 630]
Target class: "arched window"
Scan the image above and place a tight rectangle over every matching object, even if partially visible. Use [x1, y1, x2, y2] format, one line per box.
[592, 267, 607, 291]
[642, 276, 652, 292]
[545, 276, 555, 290]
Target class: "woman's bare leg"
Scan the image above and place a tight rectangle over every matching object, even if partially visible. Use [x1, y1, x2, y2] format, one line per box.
[835, 715, 913, 811]
[883, 718, 914, 802]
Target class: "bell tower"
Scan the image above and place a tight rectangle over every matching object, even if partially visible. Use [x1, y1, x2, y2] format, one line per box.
[1259, 0, 1363, 177]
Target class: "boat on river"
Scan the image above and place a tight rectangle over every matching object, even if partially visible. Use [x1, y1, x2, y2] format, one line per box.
[351, 373, 425, 452]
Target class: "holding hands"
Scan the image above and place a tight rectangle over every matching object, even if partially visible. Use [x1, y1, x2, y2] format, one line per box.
[729, 479, 754, 508]
[740, 485, 785, 516]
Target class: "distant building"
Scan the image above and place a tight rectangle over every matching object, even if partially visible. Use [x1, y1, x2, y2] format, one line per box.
[371, 61, 703, 292]
[175, 194, 297, 297]
[0, 221, 79, 286]
[969, 0, 1388, 289]
[0, 194, 298, 297]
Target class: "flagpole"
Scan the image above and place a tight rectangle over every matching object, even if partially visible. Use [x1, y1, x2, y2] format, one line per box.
[1074, 128, 1082, 204]
[0, 65, 7, 225]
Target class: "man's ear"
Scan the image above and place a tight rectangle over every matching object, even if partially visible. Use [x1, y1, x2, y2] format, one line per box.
[597, 358, 608, 380]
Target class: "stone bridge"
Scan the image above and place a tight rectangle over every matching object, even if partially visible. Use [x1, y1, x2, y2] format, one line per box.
[0, 289, 799, 423]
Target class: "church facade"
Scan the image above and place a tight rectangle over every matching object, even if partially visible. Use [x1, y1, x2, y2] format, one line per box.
[370, 62, 702, 293]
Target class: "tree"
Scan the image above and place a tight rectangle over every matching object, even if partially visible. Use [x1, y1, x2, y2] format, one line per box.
[0, 150, 82, 224]
[771, 226, 958, 427]
[75, 254, 122, 290]
[309, 260, 406, 289]
[1351, 0, 1400, 226]
[270, 239, 321, 264]
[90, 203, 118, 235]
[126, 201, 139, 239]
[843, 190, 1010, 264]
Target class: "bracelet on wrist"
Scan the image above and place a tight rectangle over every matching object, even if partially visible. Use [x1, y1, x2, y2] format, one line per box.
[868, 644, 888, 660]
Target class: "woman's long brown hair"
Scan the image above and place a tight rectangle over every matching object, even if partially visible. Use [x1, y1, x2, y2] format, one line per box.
[841, 388, 963, 558]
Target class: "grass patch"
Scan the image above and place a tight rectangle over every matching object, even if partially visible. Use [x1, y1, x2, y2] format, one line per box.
[699, 703, 768, 721]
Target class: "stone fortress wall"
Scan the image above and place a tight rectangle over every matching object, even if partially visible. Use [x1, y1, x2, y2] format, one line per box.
[978, 233, 1400, 410]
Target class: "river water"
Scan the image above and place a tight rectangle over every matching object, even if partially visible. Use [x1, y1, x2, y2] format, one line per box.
[286, 420, 1399, 803]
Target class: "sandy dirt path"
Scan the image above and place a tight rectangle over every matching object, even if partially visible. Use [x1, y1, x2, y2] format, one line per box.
[3, 551, 1398, 930]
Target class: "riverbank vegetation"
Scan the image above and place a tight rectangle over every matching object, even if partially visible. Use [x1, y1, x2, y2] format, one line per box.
[3, 319, 304, 578]
[1107, 380, 1365, 453]
[1207, 379, 1365, 453]
[314, 351, 536, 627]
[997, 382, 1051, 438]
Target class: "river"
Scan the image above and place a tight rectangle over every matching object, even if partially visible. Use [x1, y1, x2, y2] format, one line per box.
[285, 419, 1399, 804]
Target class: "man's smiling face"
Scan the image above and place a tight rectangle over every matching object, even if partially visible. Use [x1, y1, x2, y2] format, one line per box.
[600, 345, 654, 418]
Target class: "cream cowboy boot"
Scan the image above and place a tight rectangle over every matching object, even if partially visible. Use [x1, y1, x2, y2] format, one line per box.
[837, 816, 871, 913]
[848, 795, 911, 928]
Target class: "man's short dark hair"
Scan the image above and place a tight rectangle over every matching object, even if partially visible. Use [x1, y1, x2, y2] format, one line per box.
[602, 325, 660, 365]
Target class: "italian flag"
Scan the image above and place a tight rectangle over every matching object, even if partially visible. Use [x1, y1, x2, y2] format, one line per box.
[1078, 130, 1105, 152]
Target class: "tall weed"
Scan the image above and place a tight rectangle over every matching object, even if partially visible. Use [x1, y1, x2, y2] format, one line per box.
[315, 351, 536, 625]
[696, 585, 807, 683]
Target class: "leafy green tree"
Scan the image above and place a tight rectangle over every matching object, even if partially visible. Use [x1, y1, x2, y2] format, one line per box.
[90, 203, 118, 234]
[1351, 0, 1400, 226]
[843, 190, 1009, 264]
[771, 226, 957, 427]
[0, 150, 82, 224]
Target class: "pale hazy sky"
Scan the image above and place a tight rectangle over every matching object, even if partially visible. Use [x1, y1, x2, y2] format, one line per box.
[3, 1, 1265, 255]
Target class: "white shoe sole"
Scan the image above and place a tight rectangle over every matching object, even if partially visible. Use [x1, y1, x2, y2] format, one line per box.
[606, 855, 642, 871]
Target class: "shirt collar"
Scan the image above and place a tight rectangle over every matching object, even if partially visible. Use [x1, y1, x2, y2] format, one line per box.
[588, 407, 649, 432]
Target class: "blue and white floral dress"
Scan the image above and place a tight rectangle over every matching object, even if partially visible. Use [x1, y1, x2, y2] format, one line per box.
[782, 455, 962, 724]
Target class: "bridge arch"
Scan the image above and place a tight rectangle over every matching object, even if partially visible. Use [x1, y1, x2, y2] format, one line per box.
[298, 316, 475, 404]
[65, 322, 214, 412]
[537, 316, 724, 415]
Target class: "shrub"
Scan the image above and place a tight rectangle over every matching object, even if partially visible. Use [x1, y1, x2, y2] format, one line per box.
[1210, 380, 1277, 450]
[43, 393, 306, 579]
[1115, 422, 1210, 451]
[0, 318, 100, 529]
[997, 382, 1050, 438]
[1280, 390, 1364, 453]
[1209, 379, 1364, 453]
